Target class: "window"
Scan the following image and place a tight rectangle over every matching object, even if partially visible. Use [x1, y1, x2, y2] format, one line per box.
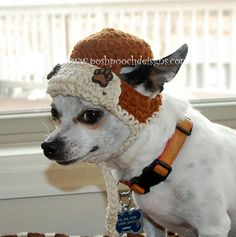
[0, 0, 236, 113]
[0, 0, 236, 201]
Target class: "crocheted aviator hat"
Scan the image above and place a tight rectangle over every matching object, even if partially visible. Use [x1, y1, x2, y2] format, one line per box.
[46, 28, 162, 155]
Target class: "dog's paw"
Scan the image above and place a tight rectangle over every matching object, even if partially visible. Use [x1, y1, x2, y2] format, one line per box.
[92, 68, 113, 87]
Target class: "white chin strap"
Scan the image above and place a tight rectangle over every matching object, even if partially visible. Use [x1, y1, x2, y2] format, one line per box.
[99, 162, 119, 237]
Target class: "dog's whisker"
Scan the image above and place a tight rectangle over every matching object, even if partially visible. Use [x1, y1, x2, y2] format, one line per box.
[40, 121, 51, 135]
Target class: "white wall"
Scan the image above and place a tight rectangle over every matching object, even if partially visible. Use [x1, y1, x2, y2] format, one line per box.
[0, 193, 107, 235]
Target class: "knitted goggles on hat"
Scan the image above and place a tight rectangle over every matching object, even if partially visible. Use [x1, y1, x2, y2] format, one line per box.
[46, 28, 162, 156]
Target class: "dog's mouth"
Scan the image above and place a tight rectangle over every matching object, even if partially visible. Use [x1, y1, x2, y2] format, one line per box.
[56, 145, 99, 166]
[56, 158, 80, 166]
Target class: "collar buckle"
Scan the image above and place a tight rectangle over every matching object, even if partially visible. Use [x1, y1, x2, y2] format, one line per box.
[120, 117, 193, 195]
[129, 159, 172, 194]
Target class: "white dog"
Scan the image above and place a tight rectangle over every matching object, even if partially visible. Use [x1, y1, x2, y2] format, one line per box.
[41, 44, 236, 237]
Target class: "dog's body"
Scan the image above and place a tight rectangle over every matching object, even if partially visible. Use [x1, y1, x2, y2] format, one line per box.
[111, 93, 236, 237]
[42, 45, 236, 237]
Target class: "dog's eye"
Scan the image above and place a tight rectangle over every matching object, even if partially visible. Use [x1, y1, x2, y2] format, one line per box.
[80, 110, 104, 124]
[51, 107, 59, 120]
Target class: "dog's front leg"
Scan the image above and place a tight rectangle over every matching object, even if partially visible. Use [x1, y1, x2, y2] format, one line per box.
[143, 217, 167, 237]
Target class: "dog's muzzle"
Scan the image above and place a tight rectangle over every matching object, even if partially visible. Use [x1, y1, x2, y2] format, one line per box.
[41, 139, 63, 160]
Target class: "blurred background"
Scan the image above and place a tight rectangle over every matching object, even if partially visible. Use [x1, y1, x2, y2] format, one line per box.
[0, 0, 236, 112]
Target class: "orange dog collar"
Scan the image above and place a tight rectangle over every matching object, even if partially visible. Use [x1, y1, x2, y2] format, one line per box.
[120, 117, 193, 194]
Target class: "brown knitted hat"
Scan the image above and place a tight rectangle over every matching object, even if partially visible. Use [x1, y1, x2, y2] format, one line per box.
[70, 28, 153, 74]
[69, 28, 161, 123]
[47, 28, 162, 156]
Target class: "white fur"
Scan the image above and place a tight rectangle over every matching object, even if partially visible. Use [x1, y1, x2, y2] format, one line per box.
[45, 93, 236, 237]
[109, 94, 236, 237]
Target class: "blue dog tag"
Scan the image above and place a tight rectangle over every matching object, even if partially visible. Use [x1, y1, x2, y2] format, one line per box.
[116, 208, 143, 235]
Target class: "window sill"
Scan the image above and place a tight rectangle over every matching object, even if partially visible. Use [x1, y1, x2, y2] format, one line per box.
[0, 100, 236, 199]
[0, 142, 105, 199]
[1, 100, 236, 144]
[193, 100, 236, 128]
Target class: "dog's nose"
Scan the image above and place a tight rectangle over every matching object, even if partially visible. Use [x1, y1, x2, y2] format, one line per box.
[41, 140, 61, 159]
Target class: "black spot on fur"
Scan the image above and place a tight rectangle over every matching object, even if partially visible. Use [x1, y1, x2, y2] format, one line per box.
[119, 65, 150, 87]
[119, 44, 188, 94]
[47, 64, 61, 80]
[119, 64, 165, 93]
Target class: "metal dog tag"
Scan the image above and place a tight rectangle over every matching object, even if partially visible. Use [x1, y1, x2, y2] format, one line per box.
[116, 187, 143, 235]
[116, 207, 143, 235]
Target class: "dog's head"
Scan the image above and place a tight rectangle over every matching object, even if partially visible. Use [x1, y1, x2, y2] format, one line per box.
[41, 44, 188, 166]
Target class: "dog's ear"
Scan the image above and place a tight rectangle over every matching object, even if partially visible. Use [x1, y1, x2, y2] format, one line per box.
[120, 44, 188, 96]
